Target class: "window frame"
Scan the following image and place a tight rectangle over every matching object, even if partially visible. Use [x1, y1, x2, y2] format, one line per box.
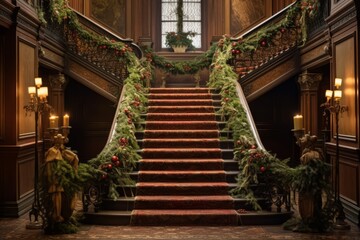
[156, 0, 205, 51]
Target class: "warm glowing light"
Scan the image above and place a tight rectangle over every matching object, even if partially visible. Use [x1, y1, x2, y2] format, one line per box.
[49, 115, 59, 128]
[38, 87, 48, 98]
[28, 86, 36, 95]
[35, 77, 42, 87]
[334, 90, 342, 99]
[334, 78, 342, 88]
[325, 90, 333, 98]
[63, 114, 69, 127]
[293, 115, 303, 130]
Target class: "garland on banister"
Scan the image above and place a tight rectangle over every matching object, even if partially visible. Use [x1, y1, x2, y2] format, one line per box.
[87, 55, 151, 200]
[48, 0, 152, 200]
[44, 0, 321, 203]
[142, 45, 216, 75]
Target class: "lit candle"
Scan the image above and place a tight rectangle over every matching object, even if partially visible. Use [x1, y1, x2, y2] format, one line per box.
[35, 77, 42, 87]
[325, 90, 333, 98]
[325, 90, 333, 102]
[49, 115, 59, 128]
[334, 90, 342, 100]
[37, 87, 48, 99]
[63, 114, 69, 127]
[334, 78, 342, 88]
[28, 86, 36, 95]
[293, 115, 303, 130]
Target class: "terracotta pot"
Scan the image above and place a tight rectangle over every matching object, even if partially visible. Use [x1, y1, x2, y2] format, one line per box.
[172, 46, 187, 53]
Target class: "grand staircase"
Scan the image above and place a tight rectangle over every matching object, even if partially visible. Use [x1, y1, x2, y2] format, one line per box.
[131, 87, 238, 225]
[84, 87, 292, 226]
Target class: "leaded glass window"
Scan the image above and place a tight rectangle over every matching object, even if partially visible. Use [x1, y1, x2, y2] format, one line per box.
[161, 0, 202, 49]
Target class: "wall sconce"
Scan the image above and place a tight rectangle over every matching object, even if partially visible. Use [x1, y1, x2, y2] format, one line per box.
[320, 77, 350, 230]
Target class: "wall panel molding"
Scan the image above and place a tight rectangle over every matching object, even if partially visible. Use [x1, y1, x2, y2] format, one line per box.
[18, 40, 36, 140]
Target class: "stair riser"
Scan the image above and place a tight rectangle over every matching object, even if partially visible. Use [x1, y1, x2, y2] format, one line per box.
[147, 107, 219, 113]
[142, 141, 220, 148]
[144, 114, 226, 122]
[134, 200, 234, 210]
[146, 115, 216, 121]
[102, 199, 135, 211]
[130, 214, 238, 226]
[222, 150, 234, 159]
[138, 173, 226, 182]
[149, 94, 213, 100]
[148, 101, 214, 106]
[138, 141, 232, 149]
[136, 186, 229, 196]
[145, 122, 218, 130]
[141, 131, 220, 139]
[149, 88, 212, 94]
[141, 151, 222, 159]
[139, 161, 224, 171]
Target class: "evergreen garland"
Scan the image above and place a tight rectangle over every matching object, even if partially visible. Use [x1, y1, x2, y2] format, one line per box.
[87, 56, 151, 200]
[44, 0, 324, 217]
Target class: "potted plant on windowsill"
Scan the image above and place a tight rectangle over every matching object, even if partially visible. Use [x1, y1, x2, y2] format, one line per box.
[165, 31, 196, 53]
[164, 0, 196, 53]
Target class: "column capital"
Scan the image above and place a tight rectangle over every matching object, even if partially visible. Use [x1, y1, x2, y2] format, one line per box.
[298, 72, 322, 91]
[49, 73, 66, 90]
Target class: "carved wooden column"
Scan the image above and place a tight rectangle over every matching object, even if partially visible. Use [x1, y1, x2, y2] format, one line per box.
[298, 71, 322, 135]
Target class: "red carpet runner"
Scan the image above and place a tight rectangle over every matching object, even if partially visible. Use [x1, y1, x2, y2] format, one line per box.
[130, 88, 238, 225]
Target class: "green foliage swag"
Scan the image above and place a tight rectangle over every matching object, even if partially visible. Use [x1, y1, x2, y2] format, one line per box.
[45, 0, 325, 226]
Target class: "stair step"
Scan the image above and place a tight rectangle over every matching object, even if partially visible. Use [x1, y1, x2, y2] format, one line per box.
[136, 182, 229, 195]
[148, 93, 213, 99]
[145, 113, 216, 121]
[142, 130, 220, 139]
[145, 121, 218, 130]
[148, 99, 216, 106]
[138, 170, 226, 182]
[149, 88, 213, 94]
[141, 148, 222, 159]
[102, 198, 135, 211]
[142, 138, 220, 148]
[134, 195, 234, 209]
[138, 139, 233, 149]
[139, 159, 224, 170]
[84, 210, 132, 226]
[147, 106, 217, 113]
[130, 209, 238, 226]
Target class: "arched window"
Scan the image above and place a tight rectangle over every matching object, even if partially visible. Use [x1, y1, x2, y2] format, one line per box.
[161, 0, 202, 49]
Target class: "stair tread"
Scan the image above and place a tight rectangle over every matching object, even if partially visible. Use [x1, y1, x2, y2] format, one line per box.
[146, 113, 216, 116]
[135, 195, 234, 201]
[138, 170, 225, 174]
[132, 209, 238, 215]
[140, 159, 224, 162]
[143, 138, 220, 142]
[137, 182, 229, 187]
[142, 148, 221, 152]
[144, 130, 219, 133]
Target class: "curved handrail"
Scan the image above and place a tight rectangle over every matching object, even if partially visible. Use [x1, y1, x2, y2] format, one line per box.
[73, 10, 143, 58]
[235, 81, 265, 150]
[231, 1, 297, 40]
[106, 85, 127, 144]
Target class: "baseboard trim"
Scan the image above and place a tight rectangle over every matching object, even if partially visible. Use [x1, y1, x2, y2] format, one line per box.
[0, 193, 33, 217]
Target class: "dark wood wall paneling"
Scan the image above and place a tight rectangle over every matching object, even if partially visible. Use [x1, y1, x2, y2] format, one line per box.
[325, 0, 360, 225]
[64, 79, 116, 162]
[0, 0, 44, 216]
[249, 76, 300, 162]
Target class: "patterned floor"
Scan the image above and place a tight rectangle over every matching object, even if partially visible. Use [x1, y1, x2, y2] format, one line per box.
[1, 213, 359, 240]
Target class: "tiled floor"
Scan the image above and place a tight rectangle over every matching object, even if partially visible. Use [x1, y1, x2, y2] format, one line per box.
[1, 213, 359, 240]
